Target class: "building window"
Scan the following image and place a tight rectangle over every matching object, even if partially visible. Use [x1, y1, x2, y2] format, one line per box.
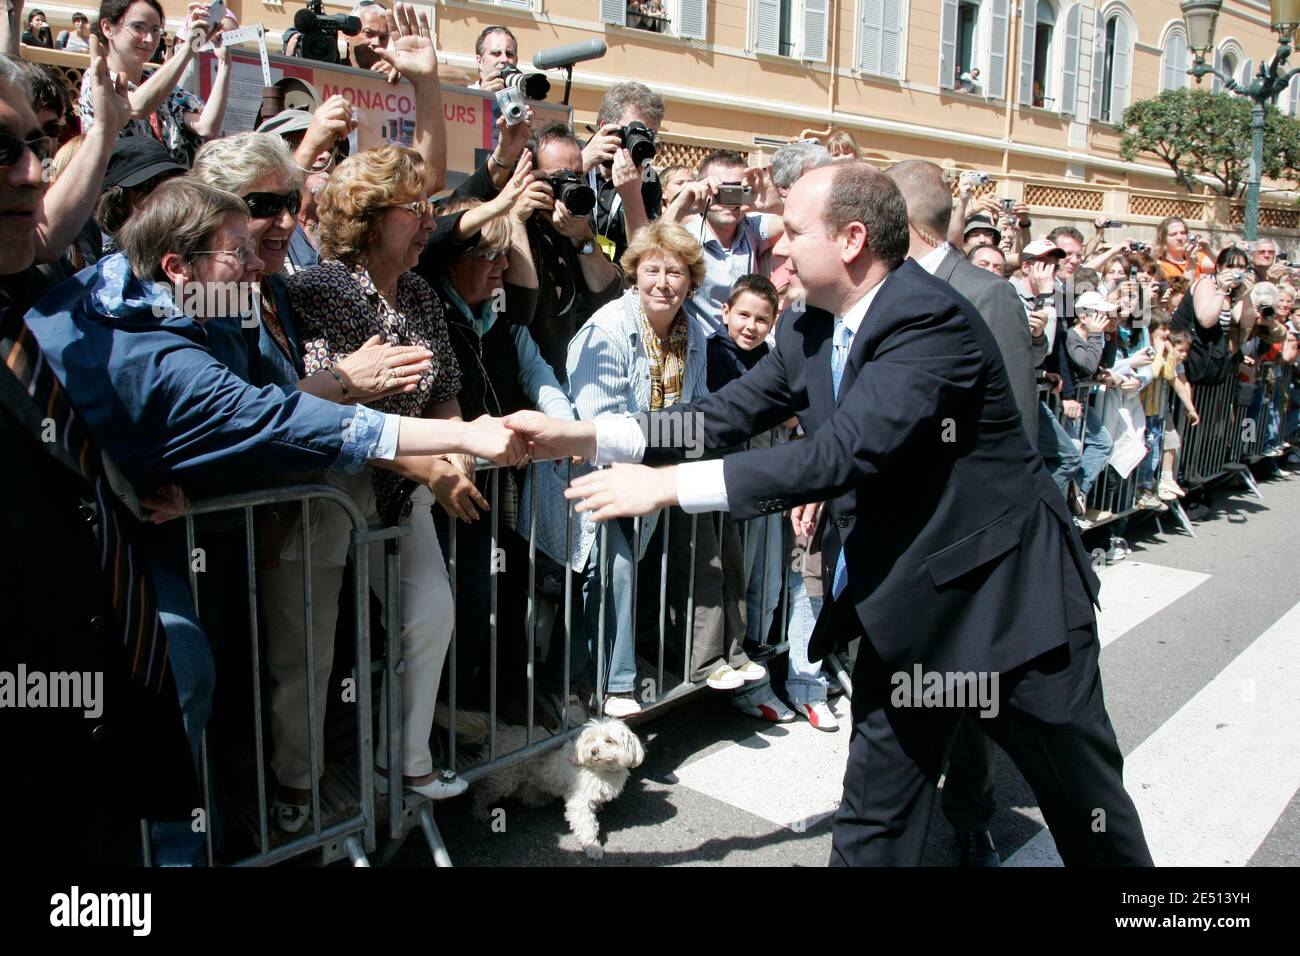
[753, 0, 829, 62]
[1032, 1, 1054, 106]
[1091, 11, 1131, 124]
[957, 0, 980, 87]
[1161, 27, 1189, 92]
[626, 0, 671, 32]
[857, 0, 904, 79]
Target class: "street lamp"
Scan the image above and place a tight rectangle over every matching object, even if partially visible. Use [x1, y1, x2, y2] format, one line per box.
[1181, 0, 1300, 240]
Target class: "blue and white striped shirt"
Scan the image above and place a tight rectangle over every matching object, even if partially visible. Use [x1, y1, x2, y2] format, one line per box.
[681, 213, 777, 339]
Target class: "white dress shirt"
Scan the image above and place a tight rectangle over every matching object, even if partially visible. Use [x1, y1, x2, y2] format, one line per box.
[592, 281, 886, 511]
[915, 242, 952, 275]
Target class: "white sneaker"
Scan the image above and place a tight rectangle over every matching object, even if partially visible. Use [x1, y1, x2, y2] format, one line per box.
[272, 799, 310, 834]
[732, 661, 768, 683]
[374, 768, 468, 800]
[791, 700, 839, 732]
[705, 665, 745, 690]
[732, 691, 795, 723]
[601, 693, 643, 718]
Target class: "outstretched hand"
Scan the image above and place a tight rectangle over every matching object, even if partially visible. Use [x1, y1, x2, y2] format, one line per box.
[565, 463, 679, 521]
[377, 3, 438, 85]
[502, 410, 596, 462]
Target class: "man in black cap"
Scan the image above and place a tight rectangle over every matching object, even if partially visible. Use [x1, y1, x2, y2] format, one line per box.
[963, 212, 1002, 249]
[96, 136, 187, 253]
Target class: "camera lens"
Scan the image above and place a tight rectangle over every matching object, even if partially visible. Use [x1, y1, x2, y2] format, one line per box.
[621, 122, 657, 168]
[552, 175, 596, 216]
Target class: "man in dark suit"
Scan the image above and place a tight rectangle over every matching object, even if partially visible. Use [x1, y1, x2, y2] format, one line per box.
[888, 159, 1047, 865]
[504, 162, 1151, 866]
[0, 59, 196, 865]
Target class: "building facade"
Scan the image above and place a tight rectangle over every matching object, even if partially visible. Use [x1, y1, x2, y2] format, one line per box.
[30, 0, 1300, 243]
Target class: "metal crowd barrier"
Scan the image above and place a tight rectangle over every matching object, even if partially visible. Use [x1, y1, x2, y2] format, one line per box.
[143, 483, 405, 868]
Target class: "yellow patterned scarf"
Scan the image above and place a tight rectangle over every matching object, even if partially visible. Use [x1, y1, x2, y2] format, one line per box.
[642, 308, 689, 410]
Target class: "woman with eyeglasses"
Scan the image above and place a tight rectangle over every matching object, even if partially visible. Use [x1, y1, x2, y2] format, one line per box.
[80, 0, 231, 166]
[288, 145, 475, 802]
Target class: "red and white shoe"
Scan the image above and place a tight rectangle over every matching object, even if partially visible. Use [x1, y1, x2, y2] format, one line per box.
[791, 700, 839, 732]
[732, 692, 796, 723]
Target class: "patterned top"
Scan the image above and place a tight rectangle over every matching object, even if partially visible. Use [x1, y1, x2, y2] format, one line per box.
[287, 259, 462, 519]
[640, 307, 688, 411]
[79, 69, 205, 167]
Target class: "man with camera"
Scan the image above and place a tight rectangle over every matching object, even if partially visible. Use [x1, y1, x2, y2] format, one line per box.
[518, 122, 623, 380]
[582, 82, 667, 262]
[472, 25, 518, 92]
[668, 149, 784, 337]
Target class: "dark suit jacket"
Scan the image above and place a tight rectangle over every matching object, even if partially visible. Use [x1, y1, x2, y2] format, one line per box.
[641, 260, 1099, 679]
[931, 247, 1042, 448]
[0, 310, 197, 864]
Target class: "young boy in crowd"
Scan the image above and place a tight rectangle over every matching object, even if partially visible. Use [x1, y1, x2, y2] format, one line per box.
[700, 275, 798, 721]
[1137, 317, 1199, 508]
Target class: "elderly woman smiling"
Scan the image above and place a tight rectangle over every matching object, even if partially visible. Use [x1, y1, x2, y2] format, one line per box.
[288, 145, 469, 800]
[528, 220, 739, 718]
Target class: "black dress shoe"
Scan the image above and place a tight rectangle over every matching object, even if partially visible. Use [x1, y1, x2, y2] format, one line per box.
[954, 830, 1000, 867]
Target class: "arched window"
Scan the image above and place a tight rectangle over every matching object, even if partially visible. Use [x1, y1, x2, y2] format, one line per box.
[1212, 40, 1244, 93]
[1091, 10, 1132, 124]
[1019, 0, 1056, 106]
[1161, 25, 1189, 92]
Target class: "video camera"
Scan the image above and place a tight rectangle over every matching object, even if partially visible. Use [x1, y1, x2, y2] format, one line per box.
[292, 0, 360, 64]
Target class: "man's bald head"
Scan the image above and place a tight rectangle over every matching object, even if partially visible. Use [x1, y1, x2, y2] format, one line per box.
[887, 160, 952, 242]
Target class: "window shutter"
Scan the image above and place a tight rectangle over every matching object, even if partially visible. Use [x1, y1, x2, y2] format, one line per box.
[1018, 0, 1038, 105]
[1212, 48, 1224, 93]
[939, 0, 959, 89]
[859, 0, 902, 77]
[1289, 75, 1299, 116]
[1162, 31, 1187, 92]
[802, 0, 829, 61]
[1090, 15, 1106, 120]
[1061, 3, 1080, 115]
[679, 0, 707, 39]
[988, 0, 1010, 99]
[755, 0, 780, 53]
[599, 0, 625, 25]
[498, 0, 532, 8]
[1111, 16, 1131, 120]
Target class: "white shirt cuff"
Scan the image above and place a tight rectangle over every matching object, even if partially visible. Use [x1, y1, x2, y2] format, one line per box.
[676, 459, 729, 513]
[373, 414, 401, 461]
[593, 416, 648, 465]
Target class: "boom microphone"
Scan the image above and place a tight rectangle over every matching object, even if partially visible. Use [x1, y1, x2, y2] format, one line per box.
[531, 39, 608, 72]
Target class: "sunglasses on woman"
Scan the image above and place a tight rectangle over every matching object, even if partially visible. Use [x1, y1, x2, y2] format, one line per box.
[392, 199, 435, 218]
[0, 131, 53, 167]
[244, 191, 301, 219]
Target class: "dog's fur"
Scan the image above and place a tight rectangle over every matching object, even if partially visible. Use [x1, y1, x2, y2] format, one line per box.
[470, 718, 645, 857]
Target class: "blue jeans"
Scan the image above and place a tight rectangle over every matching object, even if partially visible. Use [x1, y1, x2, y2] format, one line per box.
[1037, 401, 1081, 496]
[1138, 413, 1164, 488]
[1078, 404, 1114, 496]
[784, 568, 827, 705]
[743, 513, 784, 645]
[582, 519, 638, 695]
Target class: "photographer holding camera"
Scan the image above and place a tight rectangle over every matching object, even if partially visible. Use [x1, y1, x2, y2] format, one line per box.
[581, 82, 666, 262]
[667, 149, 784, 337]
[517, 122, 622, 380]
[471, 25, 518, 92]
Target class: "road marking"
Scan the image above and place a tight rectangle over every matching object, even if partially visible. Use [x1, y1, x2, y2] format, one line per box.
[672, 701, 852, 832]
[1094, 561, 1210, 649]
[1006, 598, 1300, 866]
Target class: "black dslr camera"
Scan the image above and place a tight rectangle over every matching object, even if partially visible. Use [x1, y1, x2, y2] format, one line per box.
[545, 171, 596, 216]
[608, 121, 657, 168]
[292, 0, 360, 64]
[498, 64, 551, 100]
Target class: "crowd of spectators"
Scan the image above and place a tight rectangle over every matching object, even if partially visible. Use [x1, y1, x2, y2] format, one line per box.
[2, 6, 1298, 866]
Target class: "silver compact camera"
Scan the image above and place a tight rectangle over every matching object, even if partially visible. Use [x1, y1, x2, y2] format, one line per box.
[494, 87, 527, 127]
[716, 182, 753, 207]
[960, 170, 990, 186]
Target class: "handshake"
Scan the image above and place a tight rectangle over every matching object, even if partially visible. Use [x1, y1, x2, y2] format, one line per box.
[458, 412, 599, 466]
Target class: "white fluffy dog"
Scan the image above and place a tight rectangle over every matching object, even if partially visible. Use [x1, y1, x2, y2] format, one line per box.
[470, 718, 645, 858]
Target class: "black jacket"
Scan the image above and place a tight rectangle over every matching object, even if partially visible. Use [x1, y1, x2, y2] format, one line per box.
[641, 261, 1099, 708]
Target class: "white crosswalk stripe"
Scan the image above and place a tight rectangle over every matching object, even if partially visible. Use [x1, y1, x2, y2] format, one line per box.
[1006, 597, 1300, 867]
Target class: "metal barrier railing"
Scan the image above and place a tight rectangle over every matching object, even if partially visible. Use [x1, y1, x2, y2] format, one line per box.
[147, 482, 404, 868]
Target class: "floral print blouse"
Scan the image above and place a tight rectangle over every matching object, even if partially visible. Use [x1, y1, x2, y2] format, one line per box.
[79, 69, 205, 166]
[288, 259, 462, 519]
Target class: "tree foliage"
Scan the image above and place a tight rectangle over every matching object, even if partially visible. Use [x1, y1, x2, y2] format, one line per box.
[1119, 87, 1300, 198]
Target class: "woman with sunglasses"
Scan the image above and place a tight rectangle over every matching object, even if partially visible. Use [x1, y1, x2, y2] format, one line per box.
[80, 0, 231, 166]
[288, 144, 474, 804]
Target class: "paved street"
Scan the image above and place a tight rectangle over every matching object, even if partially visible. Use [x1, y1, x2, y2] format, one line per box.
[400, 467, 1300, 867]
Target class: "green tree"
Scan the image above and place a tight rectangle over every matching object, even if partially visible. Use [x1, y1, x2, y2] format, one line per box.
[1119, 87, 1300, 198]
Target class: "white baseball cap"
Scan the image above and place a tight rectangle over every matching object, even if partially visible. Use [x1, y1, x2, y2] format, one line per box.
[1075, 291, 1119, 314]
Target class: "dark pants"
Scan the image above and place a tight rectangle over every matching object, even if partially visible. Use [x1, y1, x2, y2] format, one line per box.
[831, 623, 1152, 867]
[940, 717, 998, 833]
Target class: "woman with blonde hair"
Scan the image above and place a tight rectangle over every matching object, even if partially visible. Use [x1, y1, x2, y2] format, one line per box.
[826, 129, 863, 160]
[288, 144, 469, 801]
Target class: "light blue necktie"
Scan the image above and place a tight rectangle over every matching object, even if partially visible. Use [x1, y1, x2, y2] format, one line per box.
[830, 320, 851, 599]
